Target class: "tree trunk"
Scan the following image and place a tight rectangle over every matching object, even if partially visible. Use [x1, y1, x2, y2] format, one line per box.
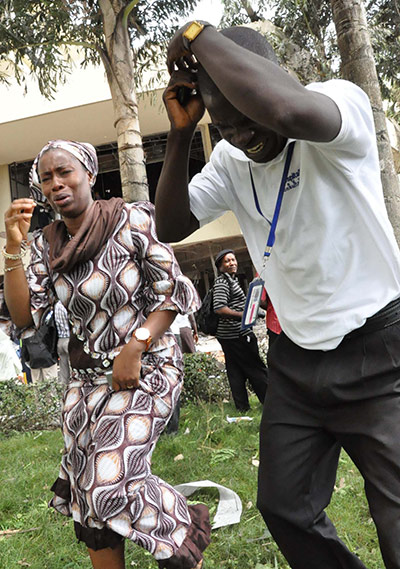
[240, 0, 261, 22]
[330, 0, 400, 243]
[99, 0, 148, 202]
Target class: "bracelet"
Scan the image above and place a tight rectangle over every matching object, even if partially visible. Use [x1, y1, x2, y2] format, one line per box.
[2, 246, 27, 260]
[4, 263, 23, 273]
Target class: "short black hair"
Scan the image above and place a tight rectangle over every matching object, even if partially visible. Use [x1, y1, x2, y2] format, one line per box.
[219, 26, 278, 63]
[197, 26, 278, 99]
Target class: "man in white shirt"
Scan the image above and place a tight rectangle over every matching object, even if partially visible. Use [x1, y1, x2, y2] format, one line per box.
[155, 22, 400, 569]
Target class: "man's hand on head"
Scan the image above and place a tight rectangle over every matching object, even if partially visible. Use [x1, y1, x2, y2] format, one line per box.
[167, 22, 200, 74]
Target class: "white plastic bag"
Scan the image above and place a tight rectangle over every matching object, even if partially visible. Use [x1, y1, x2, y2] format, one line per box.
[0, 329, 22, 381]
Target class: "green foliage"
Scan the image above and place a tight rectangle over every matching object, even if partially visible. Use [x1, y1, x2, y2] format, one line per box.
[182, 352, 231, 406]
[0, 400, 385, 568]
[0, 378, 63, 436]
[220, 0, 400, 119]
[0, 0, 198, 98]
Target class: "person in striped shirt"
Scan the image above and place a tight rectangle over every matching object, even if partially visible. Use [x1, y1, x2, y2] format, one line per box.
[213, 249, 268, 411]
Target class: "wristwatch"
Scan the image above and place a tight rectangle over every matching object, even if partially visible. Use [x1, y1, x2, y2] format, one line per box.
[132, 327, 152, 351]
[182, 21, 212, 50]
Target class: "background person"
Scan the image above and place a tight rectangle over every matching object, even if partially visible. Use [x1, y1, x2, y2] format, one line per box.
[54, 300, 71, 387]
[0, 327, 23, 381]
[167, 311, 198, 435]
[213, 248, 268, 412]
[155, 22, 400, 569]
[4, 139, 210, 569]
[170, 311, 198, 353]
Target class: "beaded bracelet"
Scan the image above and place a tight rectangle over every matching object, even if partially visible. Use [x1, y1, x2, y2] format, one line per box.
[2, 246, 27, 260]
[4, 263, 23, 273]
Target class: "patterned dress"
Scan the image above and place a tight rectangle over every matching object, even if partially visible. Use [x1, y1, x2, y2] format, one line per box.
[27, 202, 201, 562]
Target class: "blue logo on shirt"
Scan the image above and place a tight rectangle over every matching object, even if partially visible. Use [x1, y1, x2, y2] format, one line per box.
[285, 168, 300, 192]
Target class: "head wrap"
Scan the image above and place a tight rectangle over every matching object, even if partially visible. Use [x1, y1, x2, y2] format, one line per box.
[215, 248, 234, 269]
[29, 140, 99, 213]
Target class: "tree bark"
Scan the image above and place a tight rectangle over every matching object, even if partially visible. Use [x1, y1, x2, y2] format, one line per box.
[99, 0, 148, 202]
[330, 0, 400, 243]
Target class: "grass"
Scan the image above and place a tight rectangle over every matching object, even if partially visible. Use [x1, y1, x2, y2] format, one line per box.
[0, 397, 383, 569]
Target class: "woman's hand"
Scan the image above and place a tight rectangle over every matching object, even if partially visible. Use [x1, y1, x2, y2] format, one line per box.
[4, 198, 36, 248]
[163, 70, 205, 132]
[111, 342, 144, 391]
[111, 311, 178, 391]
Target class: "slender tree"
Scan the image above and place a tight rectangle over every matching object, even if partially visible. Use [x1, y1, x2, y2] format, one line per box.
[330, 0, 400, 240]
[0, 0, 198, 202]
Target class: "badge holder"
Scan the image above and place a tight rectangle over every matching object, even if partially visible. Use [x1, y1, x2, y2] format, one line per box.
[240, 141, 295, 332]
[241, 277, 264, 330]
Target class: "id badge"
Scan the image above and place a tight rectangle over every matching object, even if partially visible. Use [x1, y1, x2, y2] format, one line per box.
[241, 277, 264, 330]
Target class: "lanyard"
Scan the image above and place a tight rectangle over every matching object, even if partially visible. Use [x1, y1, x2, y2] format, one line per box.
[248, 141, 295, 266]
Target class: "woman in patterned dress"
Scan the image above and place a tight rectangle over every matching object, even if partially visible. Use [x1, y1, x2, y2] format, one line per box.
[3, 140, 210, 569]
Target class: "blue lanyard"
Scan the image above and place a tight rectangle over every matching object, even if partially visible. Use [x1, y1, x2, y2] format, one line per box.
[248, 141, 295, 264]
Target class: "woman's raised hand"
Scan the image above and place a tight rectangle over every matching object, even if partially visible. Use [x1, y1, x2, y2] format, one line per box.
[4, 199, 36, 248]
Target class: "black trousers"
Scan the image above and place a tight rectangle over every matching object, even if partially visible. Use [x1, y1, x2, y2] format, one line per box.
[257, 322, 400, 569]
[219, 332, 268, 410]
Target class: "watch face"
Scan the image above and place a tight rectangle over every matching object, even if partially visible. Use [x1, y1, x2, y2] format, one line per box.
[136, 327, 150, 341]
[184, 22, 203, 41]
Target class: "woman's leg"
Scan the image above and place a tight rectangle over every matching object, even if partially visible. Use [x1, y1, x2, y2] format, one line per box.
[88, 541, 125, 569]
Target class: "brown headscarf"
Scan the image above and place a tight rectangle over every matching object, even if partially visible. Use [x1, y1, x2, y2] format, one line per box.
[43, 197, 125, 274]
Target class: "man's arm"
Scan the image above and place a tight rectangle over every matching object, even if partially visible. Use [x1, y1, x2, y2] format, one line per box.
[214, 306, 243, 320]
[167, 24, 341, 143]
[155, 129, 200, 242]
[188, 312, 199, 343]
[155, 70, 203, 243]
[213, 277, 243, 320]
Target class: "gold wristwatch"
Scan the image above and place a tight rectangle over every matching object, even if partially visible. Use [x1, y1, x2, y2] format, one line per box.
[182, 21, 212, 50]
[132, 327, 152, 351]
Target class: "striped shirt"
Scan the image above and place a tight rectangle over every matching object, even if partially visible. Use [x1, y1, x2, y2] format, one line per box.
[213, 273, 249, 339]
[54, 301, 70, 338]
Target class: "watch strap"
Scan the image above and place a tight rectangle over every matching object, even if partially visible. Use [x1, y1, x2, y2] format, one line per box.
[132, 329, 152, 351]
[182, 20, 212, 50]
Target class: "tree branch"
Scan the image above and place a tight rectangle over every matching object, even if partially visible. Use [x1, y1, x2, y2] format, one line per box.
[240, 0, 262, 22]
[9, 39, 98, 53]
[122, 0, 141, 28]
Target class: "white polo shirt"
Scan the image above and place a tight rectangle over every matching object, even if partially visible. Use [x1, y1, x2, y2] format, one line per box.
[189, 79, 400, 350]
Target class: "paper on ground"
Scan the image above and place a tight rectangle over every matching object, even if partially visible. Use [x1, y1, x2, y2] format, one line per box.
[174, 479, 242, 529]
[226, 416, 254, 423]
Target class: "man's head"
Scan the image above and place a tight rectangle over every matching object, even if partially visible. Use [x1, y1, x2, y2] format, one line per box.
[215, 249, 238, 275]
[197, 27, 286, 163]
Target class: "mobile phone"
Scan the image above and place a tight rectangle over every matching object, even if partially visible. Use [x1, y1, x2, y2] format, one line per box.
[177, 86, 192, 106]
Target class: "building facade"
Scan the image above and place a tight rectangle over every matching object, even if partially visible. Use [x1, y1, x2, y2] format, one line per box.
[0, 57, 253, 294]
